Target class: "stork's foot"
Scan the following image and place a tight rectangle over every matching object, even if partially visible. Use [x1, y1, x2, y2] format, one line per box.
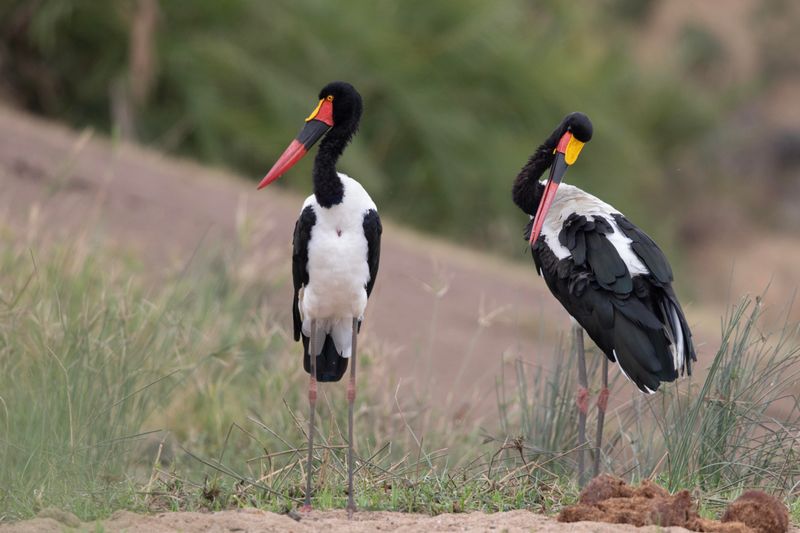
[347, 502, 356, 519]
[300, 503, 313, 513]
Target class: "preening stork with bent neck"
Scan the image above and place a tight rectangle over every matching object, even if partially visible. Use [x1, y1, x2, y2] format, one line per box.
[511, 112, 696, 483]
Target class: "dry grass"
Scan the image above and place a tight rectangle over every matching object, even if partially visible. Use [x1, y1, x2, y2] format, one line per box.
[1, 220, 799, 523]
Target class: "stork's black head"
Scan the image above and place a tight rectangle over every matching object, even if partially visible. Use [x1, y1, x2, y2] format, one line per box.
[318, 81, 363, 136]
[561, 112, 593, 143]
[512, 111, 594, 217]
[525, 112, 594, 245]
[257, 81, 363, 189]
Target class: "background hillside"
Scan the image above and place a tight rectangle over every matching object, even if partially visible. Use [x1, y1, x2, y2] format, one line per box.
[3, 0, 798, 258]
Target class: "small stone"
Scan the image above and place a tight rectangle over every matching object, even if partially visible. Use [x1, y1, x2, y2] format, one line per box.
[722, 490, 789, 533]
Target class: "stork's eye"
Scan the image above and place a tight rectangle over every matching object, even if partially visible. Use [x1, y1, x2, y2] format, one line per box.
[326, 95, 334, 102]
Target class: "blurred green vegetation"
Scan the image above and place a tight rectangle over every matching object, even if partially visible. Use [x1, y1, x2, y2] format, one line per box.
[1, 0, 718, 252]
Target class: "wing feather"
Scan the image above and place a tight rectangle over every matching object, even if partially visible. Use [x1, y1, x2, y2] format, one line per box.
[532, 211, 694, 393]
[292, 205, 316, 341]
[362, 209, 382, 297]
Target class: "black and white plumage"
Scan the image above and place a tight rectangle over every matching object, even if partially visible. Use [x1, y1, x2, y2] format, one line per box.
[259, 81, 382, 383]
[292, 176, 381, 382]
[513, 113, 696, 394]
[258, 81, 380, 514]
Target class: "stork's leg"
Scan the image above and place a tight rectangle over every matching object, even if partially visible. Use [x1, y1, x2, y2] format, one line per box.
[346, 317, 358, 518]
[301, 320, 318, 512]
[593, 356, 609, 477]
[573, 323, 589, 487]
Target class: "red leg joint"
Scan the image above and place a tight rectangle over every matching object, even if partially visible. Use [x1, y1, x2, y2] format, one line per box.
[347, 382, 356, 402]
[576, 386, 590, 415]
[309, 380, 317, 403]
[597, 387, 610, 413]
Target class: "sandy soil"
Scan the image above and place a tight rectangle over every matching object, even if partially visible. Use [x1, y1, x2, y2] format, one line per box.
[5, 479, 798, 532]
[0, 508, 742, 533]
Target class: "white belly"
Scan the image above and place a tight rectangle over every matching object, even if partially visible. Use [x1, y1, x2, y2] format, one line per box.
[300, 173, 375, 322]
[298, 174, 376, 359]
[303, 228, 369, 320]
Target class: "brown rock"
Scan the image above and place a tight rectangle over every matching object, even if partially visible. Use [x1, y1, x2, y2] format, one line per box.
[648, 489, 693, 526]
[577, 474, 633, 505]
[557, 475, 775, 533]
[635, 479, 670, 499]
[563, 476, 684, 527]
[721, 490, 789, 533]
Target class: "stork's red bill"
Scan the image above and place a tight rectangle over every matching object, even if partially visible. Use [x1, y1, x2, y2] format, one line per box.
[528, 131, 585, 245]
[257, 96, 335, 189]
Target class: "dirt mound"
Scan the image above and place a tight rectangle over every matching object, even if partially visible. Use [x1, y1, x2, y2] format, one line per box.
[559, 474, 686, 527]
[559, 476, 788, 532]
[576, 474, 668, 506]
[722, 491, 789, 533]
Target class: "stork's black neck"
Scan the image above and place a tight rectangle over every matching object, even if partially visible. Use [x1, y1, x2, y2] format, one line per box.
[511, 123, 565, 216]
[312, 126, 352, 208]
[513, 112, 592, 216]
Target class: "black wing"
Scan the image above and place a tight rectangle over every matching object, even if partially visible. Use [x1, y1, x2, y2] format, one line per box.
[613, 213, 695, 374]
[357, 209, 382, 334]
[363, 209, 382, 297]
[531, 213, 695, 393]
[612, 214, 673, 285]
[292, 205, 316, 341]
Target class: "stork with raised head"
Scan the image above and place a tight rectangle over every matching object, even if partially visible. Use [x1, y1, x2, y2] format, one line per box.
[257, 81, 381, 515]
[511, 112, 696, 484]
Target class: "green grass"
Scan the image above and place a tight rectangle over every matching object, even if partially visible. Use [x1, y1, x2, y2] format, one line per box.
[1, 231, 799, 523]
[0, 231, 515, 520]
[0, 235, 281, 519]
[500, 296, 800, 484]
[791, 498, 800, 524]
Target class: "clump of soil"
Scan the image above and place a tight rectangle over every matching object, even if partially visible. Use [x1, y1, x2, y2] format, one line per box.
[721, 490, 789, 533]
[575, 474, 632, 505]
[558, 475, 695, 528]
[558, 475, 788, 533]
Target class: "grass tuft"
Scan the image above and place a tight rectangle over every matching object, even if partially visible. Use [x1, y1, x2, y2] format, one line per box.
[500, 293, 800, 509]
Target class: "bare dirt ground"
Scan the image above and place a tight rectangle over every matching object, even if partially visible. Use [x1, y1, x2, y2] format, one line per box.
[0, 508, 765, 533]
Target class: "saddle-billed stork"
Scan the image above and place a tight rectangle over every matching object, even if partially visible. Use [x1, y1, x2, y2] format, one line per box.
[511, 112, 696, 483]
[257, 81, 381, 515]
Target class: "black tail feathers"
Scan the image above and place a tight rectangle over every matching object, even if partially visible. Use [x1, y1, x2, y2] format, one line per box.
[302, 334, 348, 382]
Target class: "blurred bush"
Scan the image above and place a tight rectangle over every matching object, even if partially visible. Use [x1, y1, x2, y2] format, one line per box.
[0, 0, 717, 252]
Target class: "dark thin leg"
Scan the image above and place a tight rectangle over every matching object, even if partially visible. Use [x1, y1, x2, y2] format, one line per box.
[346, 317, 358, 518]
[574, 323, 589, 487]
[301, 320, 317, 512]
[594, 356, 609, 477]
